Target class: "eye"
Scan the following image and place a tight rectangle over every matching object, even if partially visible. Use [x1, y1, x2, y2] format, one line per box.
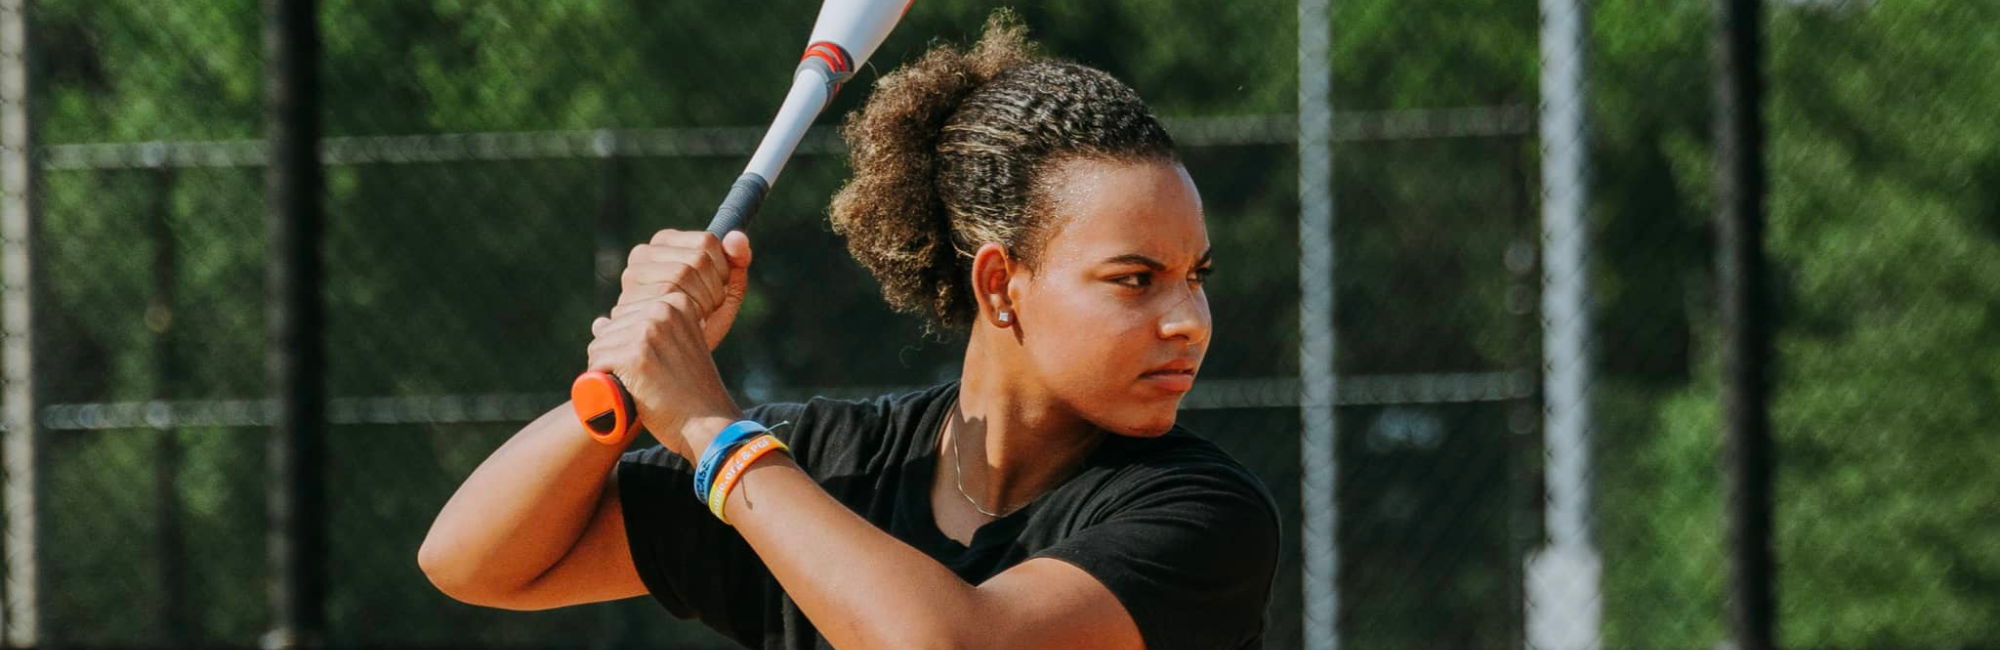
[1190, 266, 1215, 285]
[1112, 273, 1153, 288]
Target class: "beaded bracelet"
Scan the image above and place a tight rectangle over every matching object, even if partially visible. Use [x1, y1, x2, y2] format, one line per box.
[704, 434, 792, 524]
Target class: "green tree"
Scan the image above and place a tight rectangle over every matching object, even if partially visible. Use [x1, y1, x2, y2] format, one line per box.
[1597, 0, 2000, 647]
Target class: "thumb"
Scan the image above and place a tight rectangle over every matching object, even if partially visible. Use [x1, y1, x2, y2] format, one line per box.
[704, 230, 752, 351]
[721, 230, 753, 269]
[720, 230, 751, 307]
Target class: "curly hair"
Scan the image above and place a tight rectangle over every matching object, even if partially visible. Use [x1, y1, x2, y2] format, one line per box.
[828, 10, 1178, 331]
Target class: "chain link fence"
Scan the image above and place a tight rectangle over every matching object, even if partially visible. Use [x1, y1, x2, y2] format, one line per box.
[8, 0, 1999, 648]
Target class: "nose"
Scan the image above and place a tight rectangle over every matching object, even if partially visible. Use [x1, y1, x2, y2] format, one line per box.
[1157, 284, 1212, 346]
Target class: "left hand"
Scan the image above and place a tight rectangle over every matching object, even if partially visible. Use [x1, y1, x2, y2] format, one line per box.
[585, 229, 749, 460]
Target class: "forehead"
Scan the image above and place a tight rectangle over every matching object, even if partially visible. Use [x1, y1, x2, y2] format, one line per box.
[1038, 157, 1208, 264]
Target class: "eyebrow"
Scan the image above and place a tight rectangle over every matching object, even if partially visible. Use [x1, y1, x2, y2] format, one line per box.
[1099, 248, 1214, 271]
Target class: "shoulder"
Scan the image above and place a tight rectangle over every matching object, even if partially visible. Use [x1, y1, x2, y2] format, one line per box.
[1091, 425, 1280, 526]
[1029, 425, 1281, 650]
[1057, 424, 1283, 560]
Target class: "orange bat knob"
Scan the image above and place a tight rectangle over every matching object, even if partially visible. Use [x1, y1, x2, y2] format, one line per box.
[572, 371, 638, 446]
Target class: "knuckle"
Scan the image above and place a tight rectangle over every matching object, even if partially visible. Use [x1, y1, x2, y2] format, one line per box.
[666, 263, 694, 286]
[696, 235, 724, 257]
[627, 244, 650, 265]
[665, 294, 705, 319]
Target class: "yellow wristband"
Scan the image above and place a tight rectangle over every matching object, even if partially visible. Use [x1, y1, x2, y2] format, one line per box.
[705, 434, 791, 524]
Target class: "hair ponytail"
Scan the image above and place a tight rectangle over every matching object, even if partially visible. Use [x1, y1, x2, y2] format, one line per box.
[829, 11, 1173, 331]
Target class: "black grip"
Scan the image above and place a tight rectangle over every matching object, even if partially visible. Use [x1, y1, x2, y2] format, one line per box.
[705, 172, 770, 239]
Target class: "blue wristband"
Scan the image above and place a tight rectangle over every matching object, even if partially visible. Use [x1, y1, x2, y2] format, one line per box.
[693, 420, 772, 501]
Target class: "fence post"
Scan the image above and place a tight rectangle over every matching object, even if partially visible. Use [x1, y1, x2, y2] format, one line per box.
[263, 0, 326, 647]
[1712, 0, 1774, 647]
[1297, 0, 1340, 648]
[0, 0, 41, 643]
[1527, 0, 1605, 646]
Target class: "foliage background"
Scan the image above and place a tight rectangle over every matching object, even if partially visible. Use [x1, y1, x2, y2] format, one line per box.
[21, 0, 1998, 647]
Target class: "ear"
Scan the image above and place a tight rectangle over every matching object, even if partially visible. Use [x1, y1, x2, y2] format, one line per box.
[969, 242, 1019, 327]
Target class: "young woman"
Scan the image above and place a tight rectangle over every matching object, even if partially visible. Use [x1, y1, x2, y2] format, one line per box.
[420, 15, 1280, 650]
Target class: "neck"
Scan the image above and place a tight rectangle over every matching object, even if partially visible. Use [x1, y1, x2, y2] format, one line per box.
[948, 327, 1105, 516]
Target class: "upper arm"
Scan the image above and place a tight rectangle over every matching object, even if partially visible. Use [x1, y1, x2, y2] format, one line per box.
[997, 463, 1282, 650]
[482, 470, 649, 611]
[970, 558, 1146, 650]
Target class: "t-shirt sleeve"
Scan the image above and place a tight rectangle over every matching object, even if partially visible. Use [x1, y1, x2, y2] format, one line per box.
[616, 401, 808, 646]
[1033, 461, 1282, 650]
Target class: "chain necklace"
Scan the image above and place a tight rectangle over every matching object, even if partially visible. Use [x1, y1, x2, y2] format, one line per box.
[946, 397, 1028, 518]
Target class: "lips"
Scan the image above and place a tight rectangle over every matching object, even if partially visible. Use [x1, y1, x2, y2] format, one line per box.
[1141, 359, 1199, 393]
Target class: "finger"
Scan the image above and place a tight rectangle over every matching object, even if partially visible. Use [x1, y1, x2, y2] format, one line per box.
[613, 265, 724, 318]
[604, 297, 703, 340]
[625, 244, 706, 272]
[650, 228, 715, 249]
[620, 260, 700, 290]
[650, 233, 731, 298]
[624, 245, 728, 301]
[628, 254, 723, 296]
[585, 335, 624, 371]
[721, 230, 752, 269]
[720, 230, 751, 298]
[613, 281, 673, 308]
[609, 296, 663, 320]
[606, 298, 673, 327]
[697, 232, 733, 277]
[591, 316, 611, 337]
[629, 243, 729, 311]
[588, 318, 639, 349]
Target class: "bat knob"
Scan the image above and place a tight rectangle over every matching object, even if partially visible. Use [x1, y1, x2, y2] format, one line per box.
[572, 371, 639, 445]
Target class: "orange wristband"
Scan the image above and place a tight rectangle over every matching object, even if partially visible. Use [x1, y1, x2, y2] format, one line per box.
[704, 434, 791, 524]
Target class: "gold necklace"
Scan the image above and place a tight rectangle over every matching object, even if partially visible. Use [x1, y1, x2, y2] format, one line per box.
[947, 397, 1027, 518]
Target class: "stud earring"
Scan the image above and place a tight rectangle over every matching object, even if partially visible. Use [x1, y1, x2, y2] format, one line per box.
[997, 310, 1012, 325]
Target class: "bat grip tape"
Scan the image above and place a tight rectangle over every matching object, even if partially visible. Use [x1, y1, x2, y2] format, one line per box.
[705, 172, 770, 239]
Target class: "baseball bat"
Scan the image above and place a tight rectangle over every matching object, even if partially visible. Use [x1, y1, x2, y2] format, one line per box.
[572, 0, 915, 445]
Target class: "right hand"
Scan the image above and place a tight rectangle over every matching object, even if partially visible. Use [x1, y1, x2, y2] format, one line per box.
[585, 229, 754, 457]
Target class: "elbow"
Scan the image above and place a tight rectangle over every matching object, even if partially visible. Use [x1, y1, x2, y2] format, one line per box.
[416, 536, 470, 601]
[418, 538, 543, 610]
[417, 533, 499, 607]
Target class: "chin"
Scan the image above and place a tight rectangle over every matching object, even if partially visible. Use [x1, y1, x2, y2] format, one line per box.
[1103, 408, 1179, 438]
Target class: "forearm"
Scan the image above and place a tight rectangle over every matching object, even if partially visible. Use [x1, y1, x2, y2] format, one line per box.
[721, 454, 983, 650]
[419, 402, 625, 596]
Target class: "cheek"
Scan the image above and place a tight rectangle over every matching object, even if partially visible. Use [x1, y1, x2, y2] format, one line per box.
[1025, 286, 1155, 370]
[1018, 286, 1184, 433]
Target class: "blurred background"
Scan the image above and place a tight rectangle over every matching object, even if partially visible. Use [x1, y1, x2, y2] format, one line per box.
[5, 0, 1997, 647]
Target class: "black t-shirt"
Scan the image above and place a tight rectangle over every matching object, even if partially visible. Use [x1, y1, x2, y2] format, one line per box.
[617, 382, 1281, 650]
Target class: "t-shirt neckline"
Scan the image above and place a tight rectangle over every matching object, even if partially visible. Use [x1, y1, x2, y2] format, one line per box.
[903, 381, 1038, 555]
